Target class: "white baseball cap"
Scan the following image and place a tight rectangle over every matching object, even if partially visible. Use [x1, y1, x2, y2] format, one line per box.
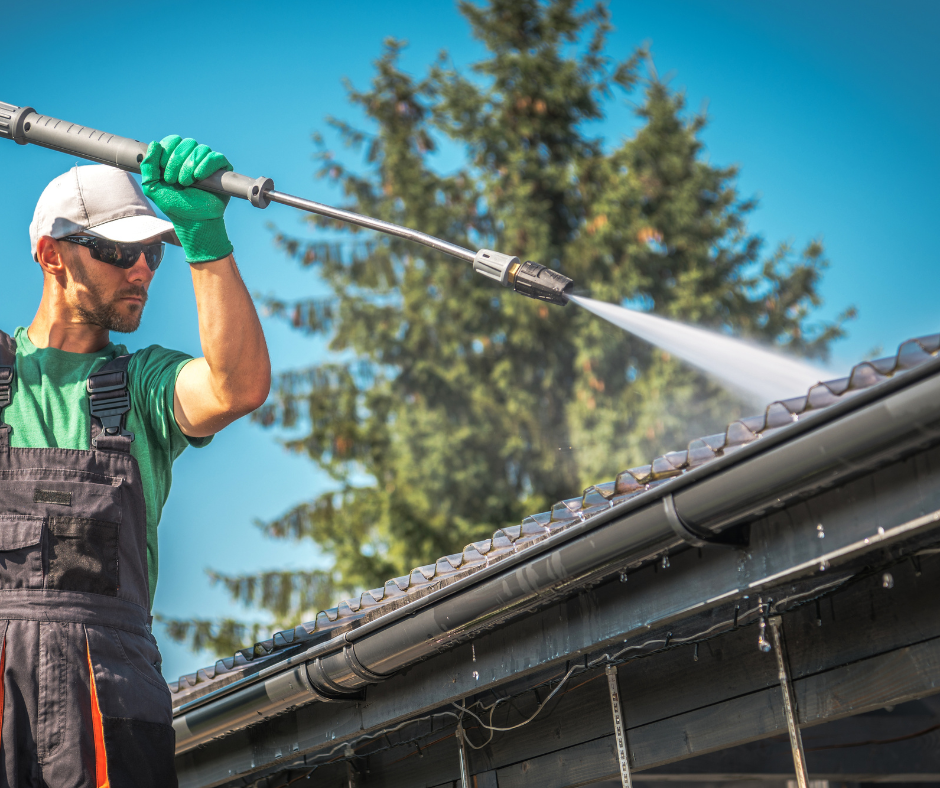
[29, 164, 180, 261]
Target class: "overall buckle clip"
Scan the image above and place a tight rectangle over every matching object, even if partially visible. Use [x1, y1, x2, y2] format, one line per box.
[87, 371, 135, 447]
[0, 365, 12, 410]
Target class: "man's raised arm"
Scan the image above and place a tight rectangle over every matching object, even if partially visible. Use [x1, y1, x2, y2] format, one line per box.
[140, 136, 271, 438]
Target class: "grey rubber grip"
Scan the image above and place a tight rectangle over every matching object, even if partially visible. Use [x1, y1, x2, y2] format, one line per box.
[0, 101, 273, 208]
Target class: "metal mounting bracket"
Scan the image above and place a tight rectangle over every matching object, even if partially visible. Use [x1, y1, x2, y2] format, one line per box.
[769, 615, 811, 788]
[456, 720, 471, 788]
[606, 664, 634, 788]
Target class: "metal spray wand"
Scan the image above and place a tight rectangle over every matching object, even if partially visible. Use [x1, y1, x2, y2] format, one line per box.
[0, 101, 573, 305]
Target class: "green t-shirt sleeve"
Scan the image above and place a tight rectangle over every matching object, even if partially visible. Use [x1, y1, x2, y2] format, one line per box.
[128, 346, 213, 457]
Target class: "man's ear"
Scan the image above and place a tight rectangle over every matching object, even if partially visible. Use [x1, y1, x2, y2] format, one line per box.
[36, 236, 69, 278]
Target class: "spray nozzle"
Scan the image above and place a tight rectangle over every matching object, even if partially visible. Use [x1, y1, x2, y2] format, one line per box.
[512, 260, 574, 305]
[472, 249, 573, 306]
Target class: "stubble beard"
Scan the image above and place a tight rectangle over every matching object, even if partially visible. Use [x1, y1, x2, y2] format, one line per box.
[70, 255, 148, 334]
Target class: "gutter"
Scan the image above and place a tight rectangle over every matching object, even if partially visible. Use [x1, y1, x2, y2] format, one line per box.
[174, 355, 940, 753]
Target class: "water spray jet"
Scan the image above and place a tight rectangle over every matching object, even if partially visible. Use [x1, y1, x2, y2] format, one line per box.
[0, 100, 574, 306]
[569, 295, 840, 407]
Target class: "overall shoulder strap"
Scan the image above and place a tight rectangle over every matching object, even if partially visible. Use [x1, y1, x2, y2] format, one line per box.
[87, 353, 135, 452]
[0, 331, 16, 448]
[0, 330, 14, 366]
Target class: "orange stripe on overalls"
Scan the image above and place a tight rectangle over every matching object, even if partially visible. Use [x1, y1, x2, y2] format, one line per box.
[86, 638, 110, 788]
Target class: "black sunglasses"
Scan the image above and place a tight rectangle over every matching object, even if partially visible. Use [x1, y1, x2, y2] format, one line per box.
[61, 235, 164, 272]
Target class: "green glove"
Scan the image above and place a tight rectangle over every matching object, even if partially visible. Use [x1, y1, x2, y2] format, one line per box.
[140, 135, 235, 263]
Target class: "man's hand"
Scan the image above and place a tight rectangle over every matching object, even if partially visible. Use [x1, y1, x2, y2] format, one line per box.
[140, 136, 235, 263]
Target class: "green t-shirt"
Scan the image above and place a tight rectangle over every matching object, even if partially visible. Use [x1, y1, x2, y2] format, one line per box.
[4, 326, 211, 608]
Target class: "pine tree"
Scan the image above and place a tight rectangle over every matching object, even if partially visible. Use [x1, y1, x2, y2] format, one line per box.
[162, 0, 852, 657]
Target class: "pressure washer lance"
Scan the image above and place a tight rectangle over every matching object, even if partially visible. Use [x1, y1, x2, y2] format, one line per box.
[0, 101, 573, 306]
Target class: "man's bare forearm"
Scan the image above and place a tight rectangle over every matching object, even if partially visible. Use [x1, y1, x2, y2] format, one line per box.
[174, 255, 271, 436]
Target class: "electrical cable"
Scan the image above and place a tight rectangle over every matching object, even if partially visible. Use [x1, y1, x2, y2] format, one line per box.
[453, 661, 579, 740]
[453, 701, 497, 750]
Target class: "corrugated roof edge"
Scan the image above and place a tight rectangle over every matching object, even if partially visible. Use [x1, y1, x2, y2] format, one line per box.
[167, 334, 940, 702]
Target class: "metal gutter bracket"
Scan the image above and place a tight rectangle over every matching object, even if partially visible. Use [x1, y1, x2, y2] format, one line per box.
[345, 745, 359, 788]
[456, 719, 471, 788]
[606, 664, 634, 788]
[663, 494, 749, 547]
[768, 615, 810, 788]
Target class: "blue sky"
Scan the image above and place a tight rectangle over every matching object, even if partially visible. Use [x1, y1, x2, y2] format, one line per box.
[3, 0, 938, 680]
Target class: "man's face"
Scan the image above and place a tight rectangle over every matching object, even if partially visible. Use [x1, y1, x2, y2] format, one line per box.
[60, 238, 156, 333]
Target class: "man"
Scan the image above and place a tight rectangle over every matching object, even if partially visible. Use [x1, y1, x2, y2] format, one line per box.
[0, 136, 270, 787]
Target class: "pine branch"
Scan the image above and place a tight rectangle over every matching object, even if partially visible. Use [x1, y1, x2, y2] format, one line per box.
[155, 615, 266, 659]
[206, 569, 336, 622]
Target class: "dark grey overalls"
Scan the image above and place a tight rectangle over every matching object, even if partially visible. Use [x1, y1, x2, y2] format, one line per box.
[0, 331, 176, 787]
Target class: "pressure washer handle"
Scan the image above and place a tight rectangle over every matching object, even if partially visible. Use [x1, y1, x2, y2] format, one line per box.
[0, 101, 274, 208]
[2, 99, 574, 304]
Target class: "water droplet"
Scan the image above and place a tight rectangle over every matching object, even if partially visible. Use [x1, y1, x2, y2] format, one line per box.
[877, 526, 885, 536]
[757, 617, 771, 653]
[661, 554, 670, 569]
[472, 670, 480, 681]
[693, 643, 699, 662]
[816, 524, 825, 539]
[882, 572, 894, 589]
[818, 560, 830, 571]
[864, 538, 870, 545]
[619, 569, 628, 583]
[471, 644, 477, 663]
